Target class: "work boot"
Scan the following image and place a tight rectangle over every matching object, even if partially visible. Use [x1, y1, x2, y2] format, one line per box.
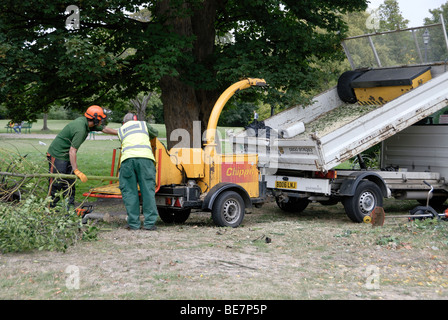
[124, 224, 139, 231]
[143, 225, 157, 231]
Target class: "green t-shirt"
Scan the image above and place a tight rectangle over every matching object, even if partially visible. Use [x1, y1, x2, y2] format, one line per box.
[47, 117, 103, 161]
[146, 123, 158, 139]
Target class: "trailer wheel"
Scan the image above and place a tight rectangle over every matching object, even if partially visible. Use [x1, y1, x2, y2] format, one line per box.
[343, 180, 383, 223]
[158, 208, 191, 224]
[211, 191, 245, 227]
[275, 196, 309, 213]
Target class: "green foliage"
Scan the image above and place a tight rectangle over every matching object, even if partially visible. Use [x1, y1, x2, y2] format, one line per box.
[378, 0, 409, 31]
[45, 106, 81, 120]
[213, 0, 367, 109]
[342, 0, 448, 71]
[376, 235, 400, 246]
[0, 196, 82, 253]
[218, 102, 259, 127]
[0, 146, 104, 253]
[0, 0, 368, 123]
[423, 3, 448, 63]
[81, 222, 100, 242]
[412, 217, 448, 232]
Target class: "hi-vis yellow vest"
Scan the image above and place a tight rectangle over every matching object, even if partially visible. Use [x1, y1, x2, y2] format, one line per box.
[118, 121, 155, 163]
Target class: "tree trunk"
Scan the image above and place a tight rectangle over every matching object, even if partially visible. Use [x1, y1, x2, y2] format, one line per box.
[41, 113, 49, 131]
[130, 93, 153, 121]
[156, 0, 222, 149]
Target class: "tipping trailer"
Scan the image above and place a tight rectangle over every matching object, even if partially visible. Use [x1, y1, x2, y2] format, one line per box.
[231, 20, 448, 222]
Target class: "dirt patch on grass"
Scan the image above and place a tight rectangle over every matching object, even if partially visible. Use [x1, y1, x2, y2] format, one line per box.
[0, 198, 447, 300]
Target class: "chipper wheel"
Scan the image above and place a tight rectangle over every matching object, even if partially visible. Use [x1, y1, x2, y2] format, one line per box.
[211, 191, 245, 228]
[343, 180, 383, 223]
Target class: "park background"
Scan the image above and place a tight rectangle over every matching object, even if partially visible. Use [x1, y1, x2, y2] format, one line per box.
[0, 0, 447, 300]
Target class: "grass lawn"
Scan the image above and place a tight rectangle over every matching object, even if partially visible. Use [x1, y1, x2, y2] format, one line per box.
[1, 121, 447, 301]
[0, 138, 121, 202]
[0, 119, 168, 138]
[1, 119, 80, 134]
[0, 119, 241, 202]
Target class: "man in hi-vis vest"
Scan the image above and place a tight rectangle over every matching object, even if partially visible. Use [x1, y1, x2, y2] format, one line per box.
[118, 113, 159, 230]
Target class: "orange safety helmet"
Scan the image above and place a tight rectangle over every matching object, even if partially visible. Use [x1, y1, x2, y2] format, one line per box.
[84, 105, 106, 125]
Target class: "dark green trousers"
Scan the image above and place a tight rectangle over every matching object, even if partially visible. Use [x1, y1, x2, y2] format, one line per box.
[119, 158, 158, 229]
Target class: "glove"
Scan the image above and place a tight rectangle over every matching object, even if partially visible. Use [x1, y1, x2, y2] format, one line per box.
[74, 169, 88, 183]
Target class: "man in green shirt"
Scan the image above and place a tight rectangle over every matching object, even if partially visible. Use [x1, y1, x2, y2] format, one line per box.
[47, 105, 117, 208]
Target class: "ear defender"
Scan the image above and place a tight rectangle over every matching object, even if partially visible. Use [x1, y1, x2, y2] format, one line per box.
[93, 113, 99, 125]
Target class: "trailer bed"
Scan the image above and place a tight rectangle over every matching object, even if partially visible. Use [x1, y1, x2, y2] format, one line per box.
[232, 64, 448, 173]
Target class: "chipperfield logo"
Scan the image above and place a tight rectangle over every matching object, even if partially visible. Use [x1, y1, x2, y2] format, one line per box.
[222, 163, 257, 183]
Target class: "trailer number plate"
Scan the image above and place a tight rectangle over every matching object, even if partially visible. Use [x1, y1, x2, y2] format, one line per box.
[275, 181, 297, 189]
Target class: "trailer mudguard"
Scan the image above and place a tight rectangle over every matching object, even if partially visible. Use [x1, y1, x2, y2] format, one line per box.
[339, 172, 389, 197]
[202, 182, 252, 211]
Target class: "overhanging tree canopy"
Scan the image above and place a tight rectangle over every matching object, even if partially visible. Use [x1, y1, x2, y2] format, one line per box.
[0, 0, 367, 147]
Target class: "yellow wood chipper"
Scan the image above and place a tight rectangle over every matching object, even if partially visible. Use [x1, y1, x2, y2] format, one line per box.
[85, 78, 267, 227]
